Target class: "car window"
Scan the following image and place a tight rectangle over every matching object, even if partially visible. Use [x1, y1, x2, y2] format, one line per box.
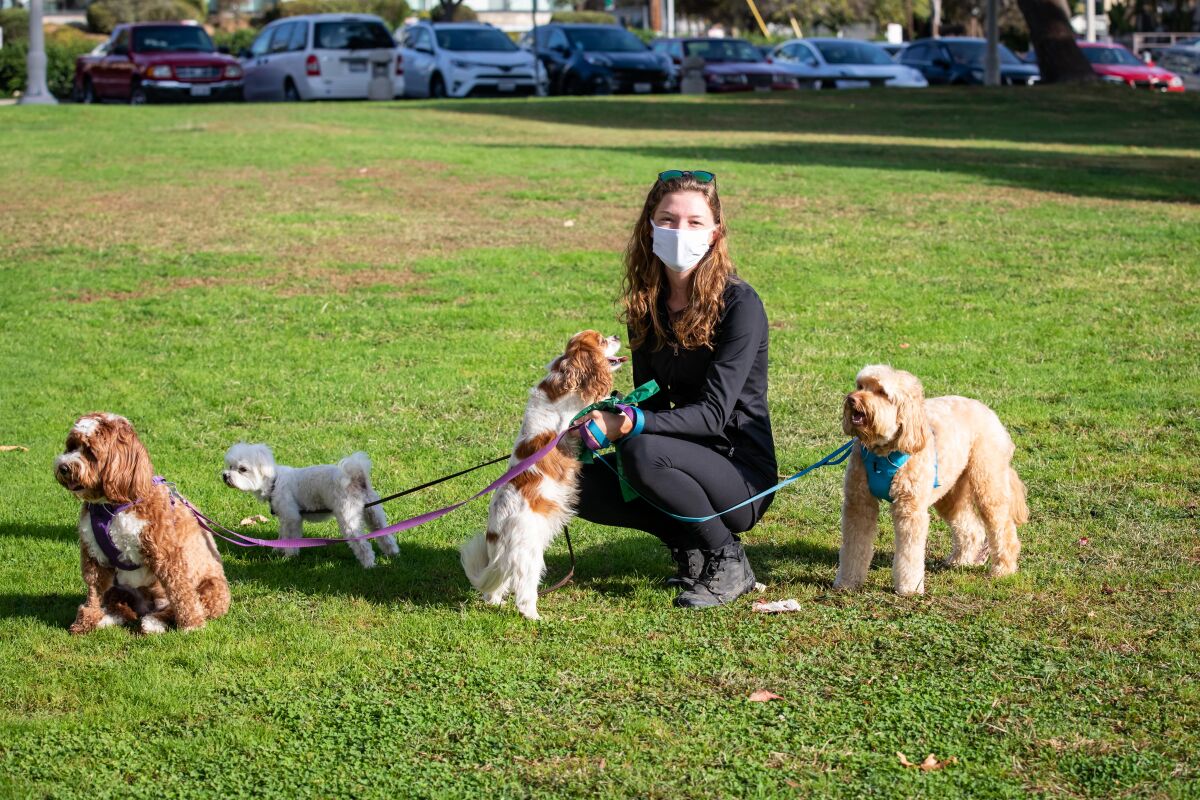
[794, 43, 818, 66]
[434, 27, 518, 52]
[249, 28, 272, 56]
[901, 42, 926, 63]
[133, 25, 215, 53]
[1081, 46, 1143, 66]
[812, 40, 893, 65]
[269, 22, 294, 53]
[944, 40, 1022, 66]
[288, 20, 307, 51]
[413, 28, 432, 50]
[112, 29, 131, 54]
[683, 39, 763, 62]
[314, 20, 395, 50]
[563, 26, 645, 53]
[546, 28, 569, 51]
[670, 41, 683, 58]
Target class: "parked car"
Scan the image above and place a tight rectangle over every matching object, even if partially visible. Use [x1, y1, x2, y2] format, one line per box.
[518, 23, 673, 95]
[899, 37, 1040, 85]
[1156, 46, 1200, 91]
[74, 21, 244, 104]
[650, 37, 801, 92]
[1076, 41, 1184, 92]
[398, 21, 544, 98]
[240, 14, 402, 102]
[878, 41, 906, 60]
[768, 38, 927, 88]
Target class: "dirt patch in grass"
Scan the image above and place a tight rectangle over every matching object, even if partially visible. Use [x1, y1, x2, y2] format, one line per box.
[0, 162, 629, 272]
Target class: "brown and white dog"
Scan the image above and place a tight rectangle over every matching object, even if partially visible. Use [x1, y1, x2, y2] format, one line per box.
[54, 413, 230, 634]
[836, 365, 1027, 595]
[460, 330, 624, 620]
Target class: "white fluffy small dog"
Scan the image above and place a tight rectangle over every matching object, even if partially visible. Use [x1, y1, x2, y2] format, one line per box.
[836, 365, 1028, 595]
[222, 444, 397, 568]
[461, 330, 624, 620]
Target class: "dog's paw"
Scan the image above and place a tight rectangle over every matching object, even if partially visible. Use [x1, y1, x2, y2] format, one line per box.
[95, 613, 127, 630]
[518, 606, 542, 621]
[140, 615, 169, 635]
[377, 536, 400, 557]
[482, 592, 505, 606]
[988, 561, 1018, 579]
[282, 548, 300, 558]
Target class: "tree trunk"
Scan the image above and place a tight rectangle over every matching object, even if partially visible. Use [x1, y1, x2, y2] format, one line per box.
[1016, 0, 1098, 83]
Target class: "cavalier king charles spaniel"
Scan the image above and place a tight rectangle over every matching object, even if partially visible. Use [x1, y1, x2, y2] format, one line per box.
[837, 365, 1027, 596]
[54, 413, 230, 634]
[461, 330, 624, 620]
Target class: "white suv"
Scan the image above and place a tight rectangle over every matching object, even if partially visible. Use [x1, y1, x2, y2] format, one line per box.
[397, 22, 545, 98]
[241, 14, 403, 101]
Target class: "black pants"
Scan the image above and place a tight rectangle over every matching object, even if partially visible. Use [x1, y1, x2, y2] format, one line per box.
[575, 434, 774, 551]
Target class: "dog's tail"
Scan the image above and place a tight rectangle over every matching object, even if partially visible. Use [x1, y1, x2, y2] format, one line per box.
[1008, 468, 1029, 526]
[338, 451, 373, 492]
[461, 531, 506, 595]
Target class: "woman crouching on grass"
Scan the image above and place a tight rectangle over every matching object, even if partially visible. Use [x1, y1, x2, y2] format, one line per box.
[576, 169, 777, 609]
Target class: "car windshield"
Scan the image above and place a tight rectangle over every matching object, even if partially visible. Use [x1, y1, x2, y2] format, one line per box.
[563, 27, 645, 53]
[435, 27, 518, 52]
[1082, 46, 1143, 66]
[314, 20, 395, 50]
[944, 41, 1022, 66]
[133, 26, 215, 53]
[812, 40, 893, 65]
[683, 39, 763, 62]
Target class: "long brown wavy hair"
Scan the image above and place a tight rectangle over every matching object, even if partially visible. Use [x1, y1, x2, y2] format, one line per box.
[620, 174, 737, 352]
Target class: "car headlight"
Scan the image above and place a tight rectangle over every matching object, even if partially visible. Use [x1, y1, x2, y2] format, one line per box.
[451, 59, 476, 70]
[224, 64, 243, 79]
[146, 65, 172, 79]
[729, 73, 748, 84]
[583, 53, 612, 67]
[1101, 74, 1125, 84]
[1168, 74, 1183, 87]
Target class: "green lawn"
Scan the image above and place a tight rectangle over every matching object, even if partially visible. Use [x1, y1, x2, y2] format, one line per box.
[1, 89, 1198, 799]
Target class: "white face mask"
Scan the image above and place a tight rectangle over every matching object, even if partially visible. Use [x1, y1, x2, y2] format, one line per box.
[652, 222, 713, 273]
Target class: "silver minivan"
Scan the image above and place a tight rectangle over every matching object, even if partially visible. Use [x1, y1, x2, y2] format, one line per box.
[241, 13, 403, 101]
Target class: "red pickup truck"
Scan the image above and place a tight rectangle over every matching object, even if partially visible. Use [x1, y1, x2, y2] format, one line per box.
[74, 22, 244, 104]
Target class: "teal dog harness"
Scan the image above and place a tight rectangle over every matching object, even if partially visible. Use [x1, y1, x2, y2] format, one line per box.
[860, 440, 940, 503]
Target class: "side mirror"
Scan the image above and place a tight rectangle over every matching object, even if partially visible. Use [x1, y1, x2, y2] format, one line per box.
[111, 44, 128, 56]
[417, 45, 433, 55]
[238, 48, 252, 59]
[217, 46, 231, 55]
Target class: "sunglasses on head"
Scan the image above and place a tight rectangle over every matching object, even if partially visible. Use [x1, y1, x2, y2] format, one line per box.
[658, 170, 716, 183]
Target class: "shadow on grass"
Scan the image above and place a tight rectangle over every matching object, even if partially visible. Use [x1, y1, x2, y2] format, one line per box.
[397, 89, 1200, 150]
[476, 140, 1200, 204]
[0, 592, 78, 627]
[0, 522, 73, 545]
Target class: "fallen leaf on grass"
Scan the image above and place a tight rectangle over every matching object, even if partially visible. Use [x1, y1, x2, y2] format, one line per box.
[899, 342, 910, 349]
[749, 690, 782, 702]
[239, 515, 271, 526]
[897, 752, 957, 771]
[1101, 584, 1116, 595]
[566, 615, 585, 622]
[0, 445, 28, 452]
[753, 582, 767, 592]
[1078, 536, 1090, 546]
[753, 599, 802, 614]
[563, 219, 575, 227]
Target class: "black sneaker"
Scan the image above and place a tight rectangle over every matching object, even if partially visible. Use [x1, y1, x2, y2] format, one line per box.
[665, 548, 704, 589]
[673, 542, 757, 609]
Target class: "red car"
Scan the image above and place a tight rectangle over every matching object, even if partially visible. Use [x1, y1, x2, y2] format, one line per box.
[75, 22, 244, 104]
[651, 37, 801, 92]
[1077, 41, 1184, 93]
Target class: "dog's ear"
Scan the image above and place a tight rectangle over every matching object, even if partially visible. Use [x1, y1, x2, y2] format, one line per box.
[543, 332, 611, 402]
[97, 416, 153, 504]
[893, 373, 929, 454]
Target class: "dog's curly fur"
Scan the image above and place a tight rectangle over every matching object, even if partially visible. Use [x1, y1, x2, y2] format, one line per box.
[54, 413, 230, 634]
[836, 365, 1028, 595]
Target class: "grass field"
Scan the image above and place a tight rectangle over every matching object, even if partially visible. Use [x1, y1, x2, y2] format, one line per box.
[1, 88, 1198, 799]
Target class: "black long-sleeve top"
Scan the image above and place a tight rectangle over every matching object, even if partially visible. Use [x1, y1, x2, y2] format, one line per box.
[632, 278, 777, 484]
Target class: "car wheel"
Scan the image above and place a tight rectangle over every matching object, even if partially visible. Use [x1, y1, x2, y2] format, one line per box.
[430, 73, 447, 98]
[129, 83, 148, 105]
[284, 78, 301, 102]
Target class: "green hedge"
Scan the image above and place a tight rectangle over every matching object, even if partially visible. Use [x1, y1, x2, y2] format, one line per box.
[0, 37, 98, 99]
[0, 8, 30, 43]
[549, 11, 616, 24]
[211, 27, 259, 55]
[270, 0, 413, 29]
[428, 2, 476, 22]
[86, 0, 205, 35]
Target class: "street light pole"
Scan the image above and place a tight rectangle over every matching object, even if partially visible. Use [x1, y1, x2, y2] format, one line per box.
[984, 0, 1000, 85]
[19, 0, 58, 105]
[1085, 0, 1096, 42]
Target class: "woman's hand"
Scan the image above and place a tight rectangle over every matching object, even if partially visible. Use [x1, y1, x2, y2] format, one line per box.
[583, 409, 633, 442]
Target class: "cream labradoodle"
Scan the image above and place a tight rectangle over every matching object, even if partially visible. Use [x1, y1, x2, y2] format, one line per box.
[835, 365, 1028, 595]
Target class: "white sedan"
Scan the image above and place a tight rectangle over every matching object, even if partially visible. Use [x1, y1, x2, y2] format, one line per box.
[770, 38, 928, 88]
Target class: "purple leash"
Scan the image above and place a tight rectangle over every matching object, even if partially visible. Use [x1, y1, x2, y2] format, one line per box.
[173, 427, 578, 550]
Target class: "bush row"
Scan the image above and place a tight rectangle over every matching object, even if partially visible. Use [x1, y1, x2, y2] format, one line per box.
[0, 29, 99, 98]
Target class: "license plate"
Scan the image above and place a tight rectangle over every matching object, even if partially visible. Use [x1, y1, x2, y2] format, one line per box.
[633, 82, 652, 93]
[189, 85, 211, 97]
[348, 60, 367, 73]
[498, 80, 516, 92]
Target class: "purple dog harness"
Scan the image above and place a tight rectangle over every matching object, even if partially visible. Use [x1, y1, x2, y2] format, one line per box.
[85, 476, 170, 571]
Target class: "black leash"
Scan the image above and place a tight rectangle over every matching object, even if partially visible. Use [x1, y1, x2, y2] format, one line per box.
[364, 454, 510, 508]
[539, 526, 575, 596]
